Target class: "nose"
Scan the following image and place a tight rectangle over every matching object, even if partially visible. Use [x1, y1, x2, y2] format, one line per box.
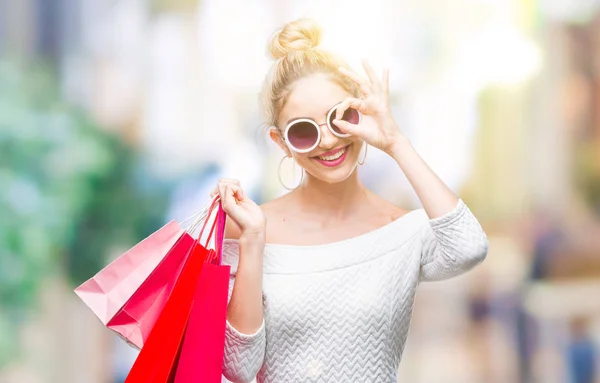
[317, 122, 338, 149]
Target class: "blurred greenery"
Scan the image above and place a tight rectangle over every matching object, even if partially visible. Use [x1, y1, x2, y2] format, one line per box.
[0, 59, 170, 366]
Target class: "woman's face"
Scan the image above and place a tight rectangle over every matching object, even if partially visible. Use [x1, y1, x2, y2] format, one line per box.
[272, 73, 364, 185]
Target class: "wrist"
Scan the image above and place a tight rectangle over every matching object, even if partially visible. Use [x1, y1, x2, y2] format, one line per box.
[238, 233, 266, 267]
[387, 134, 413, 159]
[239, 230, 266, 247]
[375, 115, 405, 154]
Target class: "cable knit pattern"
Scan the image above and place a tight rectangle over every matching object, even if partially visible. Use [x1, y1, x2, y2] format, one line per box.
[420, 199, 489, 281]
[221, 199, 488, 383]
[222, 277, 267, 383]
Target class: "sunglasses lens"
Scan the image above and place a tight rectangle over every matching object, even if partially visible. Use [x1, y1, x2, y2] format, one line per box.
[288, 121, 318, 151]
[329, 107, 360, 134]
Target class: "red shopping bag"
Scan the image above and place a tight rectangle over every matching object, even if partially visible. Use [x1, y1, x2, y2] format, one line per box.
[75, 198, 216, 349]
[125, 202, 226, 383]
[174, 204, 230, 382]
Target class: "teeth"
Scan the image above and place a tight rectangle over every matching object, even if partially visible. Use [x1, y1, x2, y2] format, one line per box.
[318, 147, 345, 161]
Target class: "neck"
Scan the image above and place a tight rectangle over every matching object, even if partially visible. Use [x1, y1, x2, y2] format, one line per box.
[292, 168, 368, 219]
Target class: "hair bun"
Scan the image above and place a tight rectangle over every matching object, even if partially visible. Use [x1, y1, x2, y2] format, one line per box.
[268, 18, 322, 60]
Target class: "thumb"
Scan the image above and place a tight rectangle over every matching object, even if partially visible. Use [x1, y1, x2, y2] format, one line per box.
[333, 119, 360, 136]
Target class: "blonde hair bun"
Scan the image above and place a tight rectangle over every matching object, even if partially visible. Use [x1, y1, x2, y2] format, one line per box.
[268, 18, 322, 60]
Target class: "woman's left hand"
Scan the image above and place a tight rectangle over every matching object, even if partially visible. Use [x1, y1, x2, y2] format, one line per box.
[334, 60, 404, 155]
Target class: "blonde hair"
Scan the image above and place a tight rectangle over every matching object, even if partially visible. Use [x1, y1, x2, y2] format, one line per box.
[261, 18, 359, 129]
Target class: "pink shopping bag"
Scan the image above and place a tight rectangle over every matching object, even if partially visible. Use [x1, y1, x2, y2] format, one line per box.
[74, 220, 185, 325]
[106, 232, 195, 348]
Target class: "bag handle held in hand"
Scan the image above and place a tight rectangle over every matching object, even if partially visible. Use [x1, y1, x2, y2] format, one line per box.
[178, 195, 227, 264]
[214, 201, 226, 264]
[201, 200, 227, 265]
[197, 196, 220, 245]
[186, 195, 219, 235]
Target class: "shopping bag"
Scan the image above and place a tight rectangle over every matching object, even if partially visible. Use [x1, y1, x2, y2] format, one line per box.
[174, 203, 230, 382]
[74, 220, 184, 324]
[105, 197, 220, 348]
[75, 198, 216, 348]
[106, 232, 195, 348]
[125, 201, 224, 383]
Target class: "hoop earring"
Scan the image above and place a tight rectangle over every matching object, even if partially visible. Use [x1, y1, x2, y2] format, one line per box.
[278, 155, 304, 190]
[358, 143, 368, 166]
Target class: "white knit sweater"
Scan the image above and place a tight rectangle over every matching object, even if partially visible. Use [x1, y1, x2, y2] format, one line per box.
[220, 199, 488, 383]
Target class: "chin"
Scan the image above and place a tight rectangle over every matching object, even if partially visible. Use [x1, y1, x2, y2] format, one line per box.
[315, 169, 356, 184]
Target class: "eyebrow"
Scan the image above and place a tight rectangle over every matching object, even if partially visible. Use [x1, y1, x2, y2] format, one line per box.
[284, 100, 342, 127]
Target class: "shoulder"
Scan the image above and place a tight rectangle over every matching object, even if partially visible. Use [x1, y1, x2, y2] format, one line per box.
[388, 202, 412, 221]
[259, 194, 291, 221]
[223, 193, 292, 241]
[366, 190, 413, 223]
[259, 193, 299, 243]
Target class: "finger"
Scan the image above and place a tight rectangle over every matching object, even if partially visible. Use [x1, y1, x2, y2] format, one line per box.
[361, 60, 382, 93]
[214, 179, 244, 199]
[211, 181, 227, 198]
[335, 100, 348, 121]
[229, 184, 245, 202]
[224, 185, 250, 225]
[217, 183, 227, 203]
[332, 119, 360, 137]
[338, 66, 372, 95]
[220, 184, 236, 215]
[382, 68, 390, 96]
[224, 184, 244, 209]
[335, 97, 353, 120]
[336, 97, 364, 120]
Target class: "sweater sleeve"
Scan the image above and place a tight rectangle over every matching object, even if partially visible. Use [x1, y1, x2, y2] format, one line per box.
[419, 199, 489, 282]
[222, 244, 266, 383]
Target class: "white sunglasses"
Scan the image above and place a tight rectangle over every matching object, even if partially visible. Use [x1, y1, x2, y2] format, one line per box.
[282, 102, 361, 153]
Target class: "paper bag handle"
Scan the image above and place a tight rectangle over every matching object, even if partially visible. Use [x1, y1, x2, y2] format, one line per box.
[213, 201, 227, 264]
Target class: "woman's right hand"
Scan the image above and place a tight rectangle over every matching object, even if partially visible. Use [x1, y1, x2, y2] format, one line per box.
[210, 178, 266, 239]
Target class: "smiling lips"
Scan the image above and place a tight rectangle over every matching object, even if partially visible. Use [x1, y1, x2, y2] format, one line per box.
[312, 145, 350, 167]
[317, 146, 346, 161]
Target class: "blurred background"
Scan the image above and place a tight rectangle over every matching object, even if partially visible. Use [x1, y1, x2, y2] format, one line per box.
[1, 0, 600, 382]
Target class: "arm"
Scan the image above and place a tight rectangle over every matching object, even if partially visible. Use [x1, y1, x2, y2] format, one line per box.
[226, 227, 265, 336]
[389, 135, 459, 219]
[223, 234, 266, 382]
[213, 180, 267, 382]
[419, 198, 489, 281]
[335, 62, 489, 280]
[336, 62, 465, 217]
[389, 137, 488, 281]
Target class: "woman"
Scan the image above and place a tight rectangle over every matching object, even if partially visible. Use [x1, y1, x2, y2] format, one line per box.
[211, 18, 489, 383]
